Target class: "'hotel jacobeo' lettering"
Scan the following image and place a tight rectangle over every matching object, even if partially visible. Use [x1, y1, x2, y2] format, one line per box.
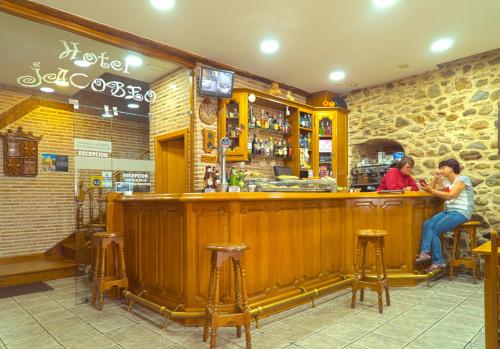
[16, 40, 156, 102]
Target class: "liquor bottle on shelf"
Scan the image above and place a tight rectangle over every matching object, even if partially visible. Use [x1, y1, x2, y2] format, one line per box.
[247, 136, 252, 156]
[252, 134, 257, 155]
[319, 120, 325, 136]
[287, 141, 292, 159]
[249, 105, 255, 129]
[306, 133, 311, 149]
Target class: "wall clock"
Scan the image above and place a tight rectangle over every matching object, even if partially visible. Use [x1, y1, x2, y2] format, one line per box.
[199, 98, 217, 125]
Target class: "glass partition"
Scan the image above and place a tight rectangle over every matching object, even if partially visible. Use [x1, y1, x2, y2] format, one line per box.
[0, 10, 181, 305]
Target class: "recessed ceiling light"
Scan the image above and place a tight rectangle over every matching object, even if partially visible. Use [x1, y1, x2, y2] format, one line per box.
[169, 83, 177, 90]
[55, 80, 69, 87]
[125, 55, 143, 67]
[127, 103, 140, 109]
[74, 59, 91, 68]
[431, 38, 453, 52]
[40, 86, 54, 93]
[260, 39, 279, 54]
[329, 70, 346, 81]
[373, 0, 398, 8]
[150, 0, 175, 10]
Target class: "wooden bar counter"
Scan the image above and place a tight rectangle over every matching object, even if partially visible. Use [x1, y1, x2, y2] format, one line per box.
[107, 191, 440, 324]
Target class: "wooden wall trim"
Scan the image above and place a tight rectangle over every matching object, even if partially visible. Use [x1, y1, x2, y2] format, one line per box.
[0, 96, 73, 130]
[0, 0, 311, 97]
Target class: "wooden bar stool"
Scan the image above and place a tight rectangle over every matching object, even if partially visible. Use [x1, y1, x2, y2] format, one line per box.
[449, 221, 481, 284]
[203, 243, 251, 349]
[351, 229, 390, 313]
[92, 232, 128, 311]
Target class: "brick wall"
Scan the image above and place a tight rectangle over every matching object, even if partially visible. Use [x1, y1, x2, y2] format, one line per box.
[193, 65, 308, 190]
[0, 91, 149, 257]
[150, 68, 192, 191]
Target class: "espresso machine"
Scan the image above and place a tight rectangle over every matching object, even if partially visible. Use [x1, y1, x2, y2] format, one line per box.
[350, 164, 391, 192]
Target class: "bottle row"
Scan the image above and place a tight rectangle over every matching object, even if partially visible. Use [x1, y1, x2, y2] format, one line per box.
[248, 106, 291, 133]
[248, 135, 292, 159]
[300, 113, 313, 129]
[203, 165, 245, 191]
[319, 119, 333, 137]
[299, 133, 312, 149]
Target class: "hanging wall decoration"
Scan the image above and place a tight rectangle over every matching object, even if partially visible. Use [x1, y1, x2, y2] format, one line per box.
[1, 127, 42, 177]
[199, 98, 217, 125]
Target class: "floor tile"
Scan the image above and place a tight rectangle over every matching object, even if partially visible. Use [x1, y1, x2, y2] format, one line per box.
[5, 333, 63, 349]
[294, 333, 349, 349]
[32, 309, 78, 324]
[340, 313, 387, 331]
[373, 321, 423, 342]
[88, 314, 137, 332]
[353, 332, 407, 349]
[425, 319, 482, 343]
[464, 343, 485, 349]
[242, 332, 290, 349]
[408, 331, 469, 349]
[261, 322, 313, 342]
[0, 324, 47, 344]
[61, 333, 115, 349]
[318, 323, 368, 343]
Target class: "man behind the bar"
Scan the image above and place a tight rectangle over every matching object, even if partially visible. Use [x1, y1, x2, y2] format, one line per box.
[376, 156, 418, 191]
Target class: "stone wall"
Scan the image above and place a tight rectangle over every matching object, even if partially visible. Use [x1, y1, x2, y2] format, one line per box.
[344, 49, 500, 233]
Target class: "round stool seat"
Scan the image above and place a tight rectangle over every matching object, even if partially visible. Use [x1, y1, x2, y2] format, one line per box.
[356, 229, 388, 237]
[94, 232, 122, 239]
[459, 221, 481, 227]
[206, 242, 248, 252]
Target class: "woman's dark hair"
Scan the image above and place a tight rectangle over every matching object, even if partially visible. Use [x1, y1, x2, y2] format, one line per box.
[438, 158, 461, 174]
[394, 156, 415, 169]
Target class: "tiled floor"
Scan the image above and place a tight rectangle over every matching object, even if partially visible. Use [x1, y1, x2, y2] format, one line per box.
[0, 274, 486, 349]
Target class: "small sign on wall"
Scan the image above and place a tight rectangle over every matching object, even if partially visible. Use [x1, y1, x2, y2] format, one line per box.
[42, 154, 69, 172]
[91, 175, 103, 188]
[123, 172, 150, 192]
[102, 171, 112, 188]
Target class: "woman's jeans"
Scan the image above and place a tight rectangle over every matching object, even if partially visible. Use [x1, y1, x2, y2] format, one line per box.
[421, 210, 468, 265]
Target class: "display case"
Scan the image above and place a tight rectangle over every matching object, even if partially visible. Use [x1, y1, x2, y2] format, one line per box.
[218, 93, 248, 161]
[218, 88, 348, 186]
[256, 178, 336, 192]
[313, 109, 348, 186]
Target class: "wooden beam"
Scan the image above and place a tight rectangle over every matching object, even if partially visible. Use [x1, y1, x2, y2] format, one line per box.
[0, 0, 312, 97]
[0, 96, 73, 130]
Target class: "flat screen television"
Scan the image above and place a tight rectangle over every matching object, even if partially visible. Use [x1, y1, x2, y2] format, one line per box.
[199, 66, 234, 98]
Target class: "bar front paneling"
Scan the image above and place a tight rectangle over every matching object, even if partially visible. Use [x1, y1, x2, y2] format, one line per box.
[108, 192, 441, 324]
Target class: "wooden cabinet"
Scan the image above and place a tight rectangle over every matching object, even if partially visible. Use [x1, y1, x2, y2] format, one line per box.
[218, 93, 248, 161]
[314, 109, 348, 186]
[218, 89, 348, 185]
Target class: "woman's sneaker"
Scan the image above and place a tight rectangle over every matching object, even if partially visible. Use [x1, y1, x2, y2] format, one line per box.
[415, 252, 431, 264]
[426, 263, 446, 272]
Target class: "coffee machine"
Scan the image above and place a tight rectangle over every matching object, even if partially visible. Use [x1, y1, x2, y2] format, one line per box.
[351, 164, 391, 192]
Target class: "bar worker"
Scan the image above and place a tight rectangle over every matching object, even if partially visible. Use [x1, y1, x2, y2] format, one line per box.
[376, 156, 418, 191]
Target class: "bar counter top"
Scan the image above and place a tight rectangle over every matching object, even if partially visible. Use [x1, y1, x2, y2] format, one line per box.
[107, 190, 441, 325]
[117, 191, 434, 202]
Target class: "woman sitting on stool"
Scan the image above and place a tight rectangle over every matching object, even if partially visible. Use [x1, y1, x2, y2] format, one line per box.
[416, 158, 474, 271]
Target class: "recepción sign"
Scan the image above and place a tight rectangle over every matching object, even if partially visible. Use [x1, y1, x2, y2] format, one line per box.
[74, 138, 112, 153]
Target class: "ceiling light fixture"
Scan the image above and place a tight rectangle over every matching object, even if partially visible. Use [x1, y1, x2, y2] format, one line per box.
[40, 86, 54, 93]
[169, 83, 177, 90]
[329, 70, 346, 81]
[373, 0, 398, 8]
[127, 103, 140, 109]
[74, 59, 91, 68]
[431, 38, 453, 52]
[55, 80, 69, 87]
[150, 0, 175, 11]
[125, 54, 143, 67]
[260, 39, 280, 54]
